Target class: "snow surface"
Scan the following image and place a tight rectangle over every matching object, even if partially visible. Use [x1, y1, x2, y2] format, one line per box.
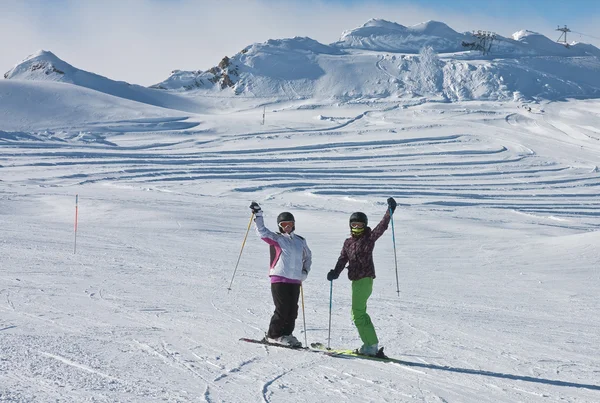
[1, 69, 600, 402]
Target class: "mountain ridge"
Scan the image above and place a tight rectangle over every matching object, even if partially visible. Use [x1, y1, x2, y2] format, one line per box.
[4, 19, 600, 105]
[4, 50, 202, 113]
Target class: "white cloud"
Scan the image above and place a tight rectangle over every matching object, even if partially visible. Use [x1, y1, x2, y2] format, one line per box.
[1, 0, 598, 86]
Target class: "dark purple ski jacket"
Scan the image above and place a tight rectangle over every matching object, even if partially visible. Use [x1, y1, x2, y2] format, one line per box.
[332, 211, 391, 281]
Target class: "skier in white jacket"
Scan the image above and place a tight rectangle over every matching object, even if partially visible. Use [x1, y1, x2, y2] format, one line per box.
[250, 201, 312, 347]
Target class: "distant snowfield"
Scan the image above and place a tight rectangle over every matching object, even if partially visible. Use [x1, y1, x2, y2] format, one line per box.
[1, 80, 599, 402]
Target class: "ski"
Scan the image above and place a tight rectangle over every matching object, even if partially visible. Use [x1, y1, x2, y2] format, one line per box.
[240, 337, 313, 352]
[240, 338, 358, 357]
[310, 342, 354, 355]
[241, 338, 398, 363]
[240, 338, 352, 358]
[311, 342, 393, 362]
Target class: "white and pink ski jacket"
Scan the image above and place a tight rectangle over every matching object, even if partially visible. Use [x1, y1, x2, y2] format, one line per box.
[254, 211, 312, 282]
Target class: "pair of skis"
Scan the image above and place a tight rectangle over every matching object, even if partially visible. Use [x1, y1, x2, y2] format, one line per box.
[240, 337, 391, 362]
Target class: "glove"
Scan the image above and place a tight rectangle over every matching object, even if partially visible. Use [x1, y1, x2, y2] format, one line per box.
[387, 197, 397, 214]
[249, 201, 261, 213]
[327, 270, 339, 281]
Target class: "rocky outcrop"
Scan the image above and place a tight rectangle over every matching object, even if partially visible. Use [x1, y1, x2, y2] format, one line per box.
[30, 61, 65, 75]
[151, 56, 239, 91]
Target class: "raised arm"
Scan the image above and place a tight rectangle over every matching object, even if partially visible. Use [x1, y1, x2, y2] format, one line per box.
[370, 197, 396, 241]
[250, 202, 279, 241]
[370, 210, 390, 241]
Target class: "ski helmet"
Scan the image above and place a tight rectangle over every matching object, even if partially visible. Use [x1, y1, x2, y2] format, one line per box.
[277, 212, 295, 232]
[349, 212, 368, 226]
[349, 212, 368, 236]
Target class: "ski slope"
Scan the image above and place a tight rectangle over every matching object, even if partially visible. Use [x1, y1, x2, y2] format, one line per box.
[1, 79, 600, 402]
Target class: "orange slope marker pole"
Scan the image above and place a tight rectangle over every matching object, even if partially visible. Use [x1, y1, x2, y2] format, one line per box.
[74, 194, 79, 254]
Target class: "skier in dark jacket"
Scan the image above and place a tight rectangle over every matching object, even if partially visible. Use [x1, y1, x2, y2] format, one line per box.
[327, 197, 397, 356]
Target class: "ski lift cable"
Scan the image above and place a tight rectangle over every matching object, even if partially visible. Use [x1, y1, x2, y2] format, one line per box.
[570, 30, 600, 41]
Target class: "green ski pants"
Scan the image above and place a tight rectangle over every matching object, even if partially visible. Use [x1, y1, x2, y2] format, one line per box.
[351, 277, 378, 346]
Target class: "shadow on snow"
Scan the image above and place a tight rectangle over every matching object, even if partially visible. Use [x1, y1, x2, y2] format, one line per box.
[336, 354, 600, 391]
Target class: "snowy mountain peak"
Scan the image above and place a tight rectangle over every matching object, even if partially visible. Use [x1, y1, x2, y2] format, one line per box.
[28, 49, 59, 60]
[409, 20, 461, 36]
[4, 49, 73, 80]
[4, 50, 202, 113]
[360, 18, 407, 31]
[509, 29, 600, 57]
[152, 36, 343, 92]
[512, 30, 541, 41]
[333, 19, 469, 53]
[254, 36, 343, 55]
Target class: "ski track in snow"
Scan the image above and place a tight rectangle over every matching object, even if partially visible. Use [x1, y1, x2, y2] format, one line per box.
[3, 104, 600, 230]
[2, 99, 600, 402]
[131, 339, 245, 402]
[39, 351, 121, 383]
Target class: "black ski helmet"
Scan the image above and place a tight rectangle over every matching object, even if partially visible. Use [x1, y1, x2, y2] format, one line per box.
[277, 212, 295, 232]
[349, 212, 368, 226]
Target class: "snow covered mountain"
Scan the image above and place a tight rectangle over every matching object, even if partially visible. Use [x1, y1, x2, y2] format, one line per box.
[332, 19, 600, 57]
[4, 50, 202, 113]
[149, 37, 344, 97]
[332, 19, 471, 53]
[5, 19, 600, 104]
[153, 19, 600, 102]
[510, 30, 600, 58]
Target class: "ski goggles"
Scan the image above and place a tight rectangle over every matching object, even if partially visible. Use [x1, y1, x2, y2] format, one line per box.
[279, 221, 294, 229]
[350, 222, 365, 229]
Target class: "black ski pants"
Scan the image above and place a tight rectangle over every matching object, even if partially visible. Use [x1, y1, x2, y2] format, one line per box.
[268, 282, 301, 339]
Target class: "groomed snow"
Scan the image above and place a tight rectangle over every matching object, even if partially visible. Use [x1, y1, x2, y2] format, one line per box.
[1, 76, 599, 402]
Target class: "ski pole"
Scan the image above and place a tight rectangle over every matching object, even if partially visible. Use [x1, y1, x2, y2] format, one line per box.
[300, 285, 307, 348]
[390, 207, 400, 296]
[327, 280, 333, 350]
[227, 212, 255, 291]
[74, 194, 79, 254]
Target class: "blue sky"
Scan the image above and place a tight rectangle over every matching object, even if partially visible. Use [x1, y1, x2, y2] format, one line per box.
[2, 0, 599, 85]
[328, 0, 599, 20]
